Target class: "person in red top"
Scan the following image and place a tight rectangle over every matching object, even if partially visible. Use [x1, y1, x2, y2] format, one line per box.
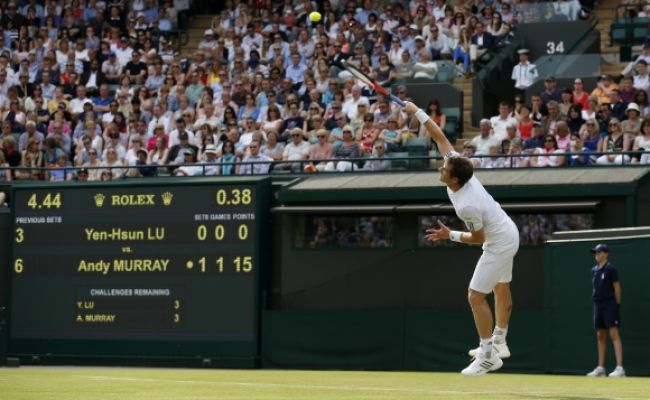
[572, 78, 590, 110]
[517, 104, 534, 139]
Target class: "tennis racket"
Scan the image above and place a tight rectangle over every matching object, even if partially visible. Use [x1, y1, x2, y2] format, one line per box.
[340, 59, 405, 107]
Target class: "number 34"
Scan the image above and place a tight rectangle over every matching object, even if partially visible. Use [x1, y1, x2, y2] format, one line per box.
[546, 41, 564, 54]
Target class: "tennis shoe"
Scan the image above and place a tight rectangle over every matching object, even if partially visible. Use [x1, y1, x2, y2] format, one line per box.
[468, 341, 511, 359]
[608, 366, 625, 377]
[586, 366, 606, 377]
[461, 353, 503, 376]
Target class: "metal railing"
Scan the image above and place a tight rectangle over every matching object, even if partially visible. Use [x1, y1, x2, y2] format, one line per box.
[3, 150, 650, 183]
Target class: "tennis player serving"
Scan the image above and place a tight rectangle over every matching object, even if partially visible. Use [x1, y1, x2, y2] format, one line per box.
[403, 101, 520, 376]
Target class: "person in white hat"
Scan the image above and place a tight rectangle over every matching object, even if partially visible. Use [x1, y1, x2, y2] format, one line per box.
[198, 29, 217, 51]
[621, 102, 642, 136]
[511, 48, 538, 89]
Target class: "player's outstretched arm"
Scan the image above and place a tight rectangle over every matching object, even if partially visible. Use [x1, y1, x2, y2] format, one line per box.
[424, 219, 486, 245]
[403, 101, 454, 156]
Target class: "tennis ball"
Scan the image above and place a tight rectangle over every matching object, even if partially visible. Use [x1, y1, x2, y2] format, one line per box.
[309, 11, 322, 23]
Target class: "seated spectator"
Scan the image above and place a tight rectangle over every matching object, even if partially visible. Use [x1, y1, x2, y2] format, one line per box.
[324, 125, 361, 172]
[281, 128, 310, 172]
[15, 137, 43, 180]
[477, 143, 507, 169]
[531, 134, 566, 167]
[566, 104, 585, 134]
[579, 118, 602, 152]
[596, 118, 632, 165]
[357, 114, 380, 155]
[18, 120, 44, 151]
[393, 51, 415, 79]
[634, 120, 650, 163]
[238, 140, 273, 175]
[619, 76, 637, 105]
[505, 138, 531, 168]
[558, 88, 574, 117]
[566, 132, 592, 166]
[490, 101, 518, 140]
[174, 148, 202, 176]
[554, 121, 572, 151]
[541, 100, 565, 136]
[412, 50, 438, 80]
[131, 149, 157, 178]
[517, 104, 535, 140]
[608, 89, 626, 121]
[0, 149, 13, 182]
[216, 140, 239, 176]
[524, 121, 546, 150]
[470, 22, 495, 64]
[473, 119, 499, 155]
[452, 27, 472, 76]
[621, 103, 642, 137]
[47, 152, 73, 182]
[591, 75, 617, 105]
[147, 136, 170, 174]
[375, 54, 397, 87]
[379, 117, 404, 151]
[541, 76, 562, 106]
[632, 60, 650, 93]
[572, 78, 589, 110]
[362, 139, 391, 171]
[99, 147, 125, 179]
[304, 129, 334, 173]
[581, 96, 599, 121]
[260, 130, 284, 161]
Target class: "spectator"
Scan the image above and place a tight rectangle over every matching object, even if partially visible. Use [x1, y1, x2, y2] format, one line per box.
[559, 88, 575, 117]
[324, 125, 361, 172]
[608, 90, 626, 121]
[596, 118, 632, 165]
[541, 100, 564, 136]
[517, 104, 535, 140]
[490, 102, 518, 140]
[412, 50, 438, 80]
[567, 104, 586, 134]
[634, 120, 650, 163]
[362, 139, 391, 171]
[511, 48, 538, 90]
[99, 147, 125, 179]
[524, 121, 546, 150]
[554, 121, 572, 151]
[216, 139, 238, 176]
[591, 75, 618, 105]
[632, 60, 650, 93]
[281, 127, 310, 172]
[531, 134, 565, 167]
[238, 140, 273, 175]
[472, 119, 499, 155]
[540, 76, 562, 105]
[16, 137, 42, 180]
[452, 27, 472, 76]
[621, 103, 642, 137]
[572, 78, 590, 110]
[618, 76, 637, 105]
[470, 21, 495, 64]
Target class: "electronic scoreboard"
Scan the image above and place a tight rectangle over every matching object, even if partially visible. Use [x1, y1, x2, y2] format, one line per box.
[8, 177, 270, 364]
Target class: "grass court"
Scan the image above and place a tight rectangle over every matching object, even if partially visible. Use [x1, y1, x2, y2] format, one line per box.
[1, 367, 648, 400]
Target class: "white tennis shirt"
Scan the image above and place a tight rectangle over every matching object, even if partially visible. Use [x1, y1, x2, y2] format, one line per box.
[447, 175, 519, 253]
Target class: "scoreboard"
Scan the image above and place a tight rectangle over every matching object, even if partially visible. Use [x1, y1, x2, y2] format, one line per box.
[8, 178, 270, 364]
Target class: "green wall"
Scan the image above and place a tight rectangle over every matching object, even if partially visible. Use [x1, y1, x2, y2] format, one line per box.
[544, 237, 650, 375]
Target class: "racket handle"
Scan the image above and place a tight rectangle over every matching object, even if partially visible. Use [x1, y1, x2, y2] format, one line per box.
[389, 94, 405, 107]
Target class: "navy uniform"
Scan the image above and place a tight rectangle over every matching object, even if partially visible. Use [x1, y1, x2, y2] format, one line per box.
[592, 258, 620, 330]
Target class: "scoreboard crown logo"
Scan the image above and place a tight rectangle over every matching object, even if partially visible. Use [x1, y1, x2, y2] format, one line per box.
[94, 193, 106, 208]
[161, 191, 174, 206]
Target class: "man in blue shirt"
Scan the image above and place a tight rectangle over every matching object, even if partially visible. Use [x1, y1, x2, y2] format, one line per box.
[586, 244, 625, 377]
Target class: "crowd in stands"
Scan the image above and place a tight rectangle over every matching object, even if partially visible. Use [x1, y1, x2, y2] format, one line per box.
[0, 0, 633, 192]
[467, 70, 650, 168]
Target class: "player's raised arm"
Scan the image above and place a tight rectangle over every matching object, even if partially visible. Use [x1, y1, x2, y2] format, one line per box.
[403, 101, 454, 157]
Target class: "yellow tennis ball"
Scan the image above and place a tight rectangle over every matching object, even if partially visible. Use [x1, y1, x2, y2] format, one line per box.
[309, 11, 322, 22]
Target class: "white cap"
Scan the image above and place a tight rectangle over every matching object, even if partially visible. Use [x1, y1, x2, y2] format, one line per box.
[204, 29, 214, 36]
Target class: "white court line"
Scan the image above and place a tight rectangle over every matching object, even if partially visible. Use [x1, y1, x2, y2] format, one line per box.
[74, 375, 648, 400]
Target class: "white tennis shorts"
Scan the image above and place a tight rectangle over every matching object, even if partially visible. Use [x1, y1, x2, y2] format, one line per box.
[469, 248, 517, 294]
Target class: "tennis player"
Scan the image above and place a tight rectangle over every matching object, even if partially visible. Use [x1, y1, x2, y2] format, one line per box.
[404, 101, 519, 376]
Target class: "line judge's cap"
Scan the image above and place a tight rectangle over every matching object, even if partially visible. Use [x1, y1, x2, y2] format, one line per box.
[517, 48, 530, 54]
[590, 243, 609, 253]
